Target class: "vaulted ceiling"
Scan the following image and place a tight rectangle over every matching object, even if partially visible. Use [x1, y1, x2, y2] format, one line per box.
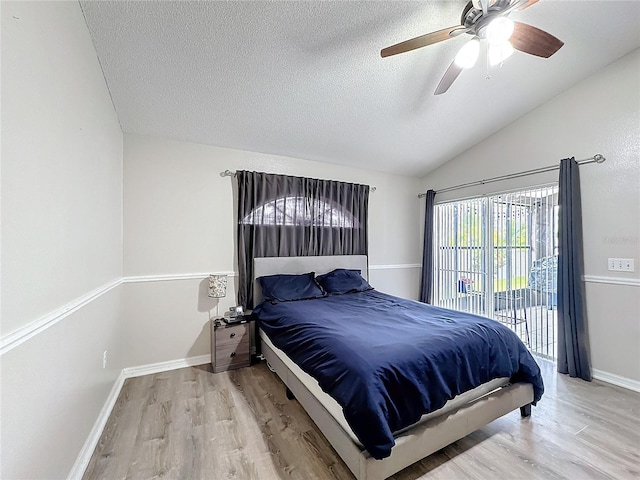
[80, 1, 640, 177]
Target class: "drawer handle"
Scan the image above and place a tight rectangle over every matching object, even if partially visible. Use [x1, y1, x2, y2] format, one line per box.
[230, 352, 236, 358]
[230, 332, 236, 338]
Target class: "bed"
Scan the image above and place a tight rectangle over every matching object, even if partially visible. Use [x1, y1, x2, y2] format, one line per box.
[252, 255, 543, 480]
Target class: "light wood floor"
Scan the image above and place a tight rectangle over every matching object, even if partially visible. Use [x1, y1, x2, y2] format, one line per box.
[83, 359, 640, 480]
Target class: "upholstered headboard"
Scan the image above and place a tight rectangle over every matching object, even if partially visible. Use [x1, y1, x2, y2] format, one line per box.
[253, 255, 369, 306]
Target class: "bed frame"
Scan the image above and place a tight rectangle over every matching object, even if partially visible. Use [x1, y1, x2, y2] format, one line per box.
[254, 255, 534, 480]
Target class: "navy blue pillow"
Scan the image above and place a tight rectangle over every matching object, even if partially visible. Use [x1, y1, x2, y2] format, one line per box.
[316, 269, 372, 295]
[258, 272, 325, 303]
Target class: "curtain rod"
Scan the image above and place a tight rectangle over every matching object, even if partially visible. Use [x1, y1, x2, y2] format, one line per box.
[220, 170, 377, 192]
[418, 154, 605, 198]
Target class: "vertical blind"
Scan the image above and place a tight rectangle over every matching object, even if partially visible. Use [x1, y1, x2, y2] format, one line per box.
[432, 185, 559, 360]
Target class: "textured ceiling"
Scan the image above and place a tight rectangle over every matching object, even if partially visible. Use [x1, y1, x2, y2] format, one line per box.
[80, 1, 640, 177]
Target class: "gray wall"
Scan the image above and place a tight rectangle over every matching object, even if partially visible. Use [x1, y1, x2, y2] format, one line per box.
[120, 133, 423, 368]
[2, 3, 637, 478]
[1, 2, 124, 478]
[1, 4, 422, 476]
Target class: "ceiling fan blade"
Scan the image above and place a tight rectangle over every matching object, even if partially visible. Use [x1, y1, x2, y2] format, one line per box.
[434, 60, 464, 95]
[510, 21, 564, 58]
[381, 26, 466, 58]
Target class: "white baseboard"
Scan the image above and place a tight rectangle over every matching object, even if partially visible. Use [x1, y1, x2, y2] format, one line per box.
[68, 354, 211, 480]
[592, 369, 640, 393]
[122, 354, 211, 378]
[67, 370, 126, 480]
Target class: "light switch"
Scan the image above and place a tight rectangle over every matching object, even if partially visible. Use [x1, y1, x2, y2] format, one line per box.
[608, 258, 635, 272]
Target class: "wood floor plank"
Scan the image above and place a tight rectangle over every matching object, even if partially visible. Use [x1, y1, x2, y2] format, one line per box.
[82, 375, 153, 480]
[83, 359, 640, 480]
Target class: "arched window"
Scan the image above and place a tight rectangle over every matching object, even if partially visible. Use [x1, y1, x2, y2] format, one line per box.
[242, 196, 356, 228]
[236, 170, 369, 307]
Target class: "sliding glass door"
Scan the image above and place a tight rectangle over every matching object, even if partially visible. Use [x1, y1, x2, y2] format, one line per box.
[433, 185, 559, 360]
[434, 197, 488, 315]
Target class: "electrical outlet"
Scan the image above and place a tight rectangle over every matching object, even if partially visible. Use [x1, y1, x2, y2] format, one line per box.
[103, 350, 108, 369]
[608, 258, 635, 272]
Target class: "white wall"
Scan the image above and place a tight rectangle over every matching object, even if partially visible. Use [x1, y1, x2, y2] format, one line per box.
[122, 134, 422, 367]
[1, 2, 124, 478]
[421, 50, 640, 383]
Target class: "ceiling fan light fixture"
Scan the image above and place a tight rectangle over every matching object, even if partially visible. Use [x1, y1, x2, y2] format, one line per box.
[489, 40, 514, 66]
[486, 17, 514, 43]
[454, 38, 480, 69]
[381, 0, 559, 95]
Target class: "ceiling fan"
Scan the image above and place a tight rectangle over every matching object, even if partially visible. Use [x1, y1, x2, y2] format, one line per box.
[381, 0, 564, 95]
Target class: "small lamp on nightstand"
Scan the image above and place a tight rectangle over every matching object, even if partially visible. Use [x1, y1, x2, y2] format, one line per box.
[208, 274, 227, 318]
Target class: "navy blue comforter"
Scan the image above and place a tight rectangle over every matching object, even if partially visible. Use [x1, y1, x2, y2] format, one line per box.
[255, 290, 544, 459]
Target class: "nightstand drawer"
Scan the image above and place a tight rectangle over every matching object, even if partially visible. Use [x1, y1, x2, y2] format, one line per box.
[211, 318, 252, 373]
[215, 339, 249, 360]
[215, 353, 250, 372]
[216, 323, 249, 347]
[214, 342, 250, 372]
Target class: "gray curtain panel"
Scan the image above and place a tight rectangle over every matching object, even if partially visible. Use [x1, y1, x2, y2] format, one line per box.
[420, 190, 436, 304]
[237, 170, 369, 308]
[557, 158, 592, 381]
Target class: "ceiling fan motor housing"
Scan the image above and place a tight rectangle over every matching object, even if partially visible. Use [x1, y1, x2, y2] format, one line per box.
[462, 0, 513, 37]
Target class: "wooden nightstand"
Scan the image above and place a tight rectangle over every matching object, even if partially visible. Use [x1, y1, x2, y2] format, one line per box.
[211, 319, 251, 373]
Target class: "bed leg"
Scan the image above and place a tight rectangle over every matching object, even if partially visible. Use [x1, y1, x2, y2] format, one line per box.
[520, 403, 532, 417]
[286, 386, 296, 400]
